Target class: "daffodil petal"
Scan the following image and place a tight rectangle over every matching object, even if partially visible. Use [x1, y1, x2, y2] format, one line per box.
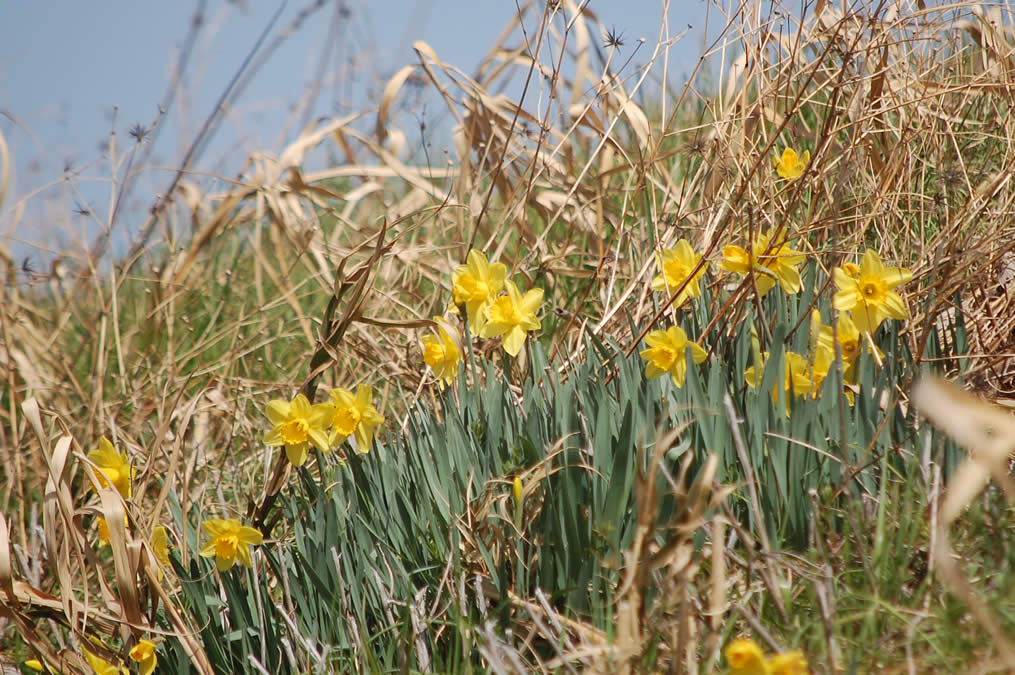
[199, 540, 218, 558]
[309, 428, 331, 452]
[881, 292, 908, 319]
[777, 265, 802, 294]
[265, 400, 291, 425]
[502, 327, 527, 357]
[832, 286, 857, 311]
[285, 443, 309, 467]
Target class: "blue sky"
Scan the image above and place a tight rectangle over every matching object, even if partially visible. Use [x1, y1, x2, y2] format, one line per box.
[0, 1, 713, 260]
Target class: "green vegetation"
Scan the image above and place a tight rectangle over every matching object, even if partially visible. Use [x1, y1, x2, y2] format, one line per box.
[3, 1, 1015, 673]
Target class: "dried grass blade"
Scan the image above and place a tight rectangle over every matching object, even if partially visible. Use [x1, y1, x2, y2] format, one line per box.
[913, 377, 1015, 668]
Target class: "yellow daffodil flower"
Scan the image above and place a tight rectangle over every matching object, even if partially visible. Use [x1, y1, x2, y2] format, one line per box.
[726, 638, 771, 675]
[452, 249, 507, 334]
[82, 646, 128, 675]
[640, 325, 708, 388]
[199, 519, 263, 571]
[421, 318, 462, 388]
[774, 146, 809, 180]
[833, 249, 913, 334]
[480, 279, 543, 357]
[767, 650, 808, 675]
[721, 232, 805, 297]
[87, 436, 134, 499]
[128, 639, 157, 675]
[813, 309, 881, 407]
[328, 385, 385, 453]
[650, 239, 708, 308]
[263, 393, 333, 467]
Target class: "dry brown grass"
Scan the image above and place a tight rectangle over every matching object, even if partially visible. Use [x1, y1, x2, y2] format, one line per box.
[3, 0, 1015, 671]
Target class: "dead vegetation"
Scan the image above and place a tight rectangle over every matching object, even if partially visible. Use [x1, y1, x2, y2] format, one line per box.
[3, 0, 1015, 671]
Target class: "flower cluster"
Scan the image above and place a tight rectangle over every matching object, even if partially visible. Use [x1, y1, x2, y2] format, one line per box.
[639, 239, 711, 387]
[416, 249, 544, 388]
[79, 434, 259, 670]
[76, 435, 172, 671]
[635, 153, 912, 410]
[451, 249, 543, 358]
[263, 386, 385, 466]
[740, 250, 911, 411]
[636, 214, 911, 408]
[726, 638, 808, 675]
[721, 231, 805, 298]
[83, 437, 172, 572]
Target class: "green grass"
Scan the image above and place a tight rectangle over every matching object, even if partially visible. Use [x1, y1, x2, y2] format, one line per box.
[4, 1, 1015, 672]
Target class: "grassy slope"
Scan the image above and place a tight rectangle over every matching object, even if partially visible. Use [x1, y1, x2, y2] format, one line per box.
[3, 1, 1015, 672]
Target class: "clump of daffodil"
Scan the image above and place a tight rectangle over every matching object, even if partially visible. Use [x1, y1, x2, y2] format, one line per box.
[87, 436, 134, 499]
[640, 325, 708, 388]
[200, 518, 263, 571]
[725, 638, 808, 675]
[263, 393, 333, 467]
[650, 239, 708, 308]
[833, 249, 913, 334]
[773, 146, 810, 180]
[329, 385, 385, 453]
[746, 313, 848, 412]
[720, 231, 805, 297]
[480, 279, 544, 357]
[420, 317, 462, 388]
[452, 249, 507, 334]
[129, 640, 158, 675]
